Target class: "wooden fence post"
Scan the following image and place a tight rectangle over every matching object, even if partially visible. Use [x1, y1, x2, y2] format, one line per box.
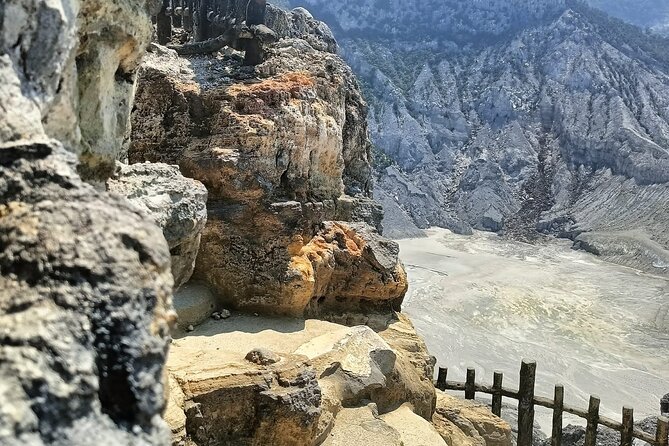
[492, 371, 503, 417]
[657, 416, 669, 446]
[517, 360, 537, 446]
[552, 384, 564, 446]
[157, 0, 173, 45]
[183, 0, 194, 32]
[466, 368, 476, 400]
[437, 367, 448, 391]
[620, 406, 633, 446]
[173, 0, 183, 27]
[584, 395, 600, 446]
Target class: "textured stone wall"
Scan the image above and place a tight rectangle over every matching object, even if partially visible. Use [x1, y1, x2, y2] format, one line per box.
[0, 1, 176, 444]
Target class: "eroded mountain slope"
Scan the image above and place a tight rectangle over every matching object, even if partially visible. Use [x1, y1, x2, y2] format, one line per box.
[288, 0, 669, 274]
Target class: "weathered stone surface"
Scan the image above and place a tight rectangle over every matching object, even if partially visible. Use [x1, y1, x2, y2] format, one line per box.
[180, 361, 321, 446]
[0, 1, 79, 144]
[1, 0, 160, 179]
[433, 414, 486, 446]
[167, 317, 325, 446]
[295, 325, 396, 407]
[165, 376, 188, 446]
[164, 312, 442, 446]
[381, 403, 448, 446]
[75, 0, 160, 179]
[1, 0, 176, 442]
[300, 221, 408, 317]
[374, 313, 437, 420]
[321, 404, 403, 446]
[434, 392, 513, 446]
[245, 348, 281, 365]
[129, 39, 406, 317]
[0, 141, 174, 445]
[172, 282, 219, 330]
[107, 162, 208, 288]
[266, 5, 338, 54]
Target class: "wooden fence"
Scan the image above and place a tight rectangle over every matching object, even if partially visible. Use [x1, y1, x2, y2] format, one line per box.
[435, 360, 669, 446]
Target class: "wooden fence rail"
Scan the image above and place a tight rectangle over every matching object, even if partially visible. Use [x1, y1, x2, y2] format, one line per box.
[435, 360, 669, 446]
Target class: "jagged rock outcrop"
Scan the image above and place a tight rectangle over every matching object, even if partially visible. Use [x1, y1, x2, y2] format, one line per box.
[0, 141, 174, 445]
[1, 0, 181, 444]
[129, 15, 405, 316]
[165, 313, 437, 446]
[433, 393, 513, 446]
[373, 313, 437, 419]
[107, 162, 208, 288]
[75, 0, 158, 180]
[265, 4, 337, 54]
[290, 0, 669, 275]
[168, 346, 322, 446]
[0, 0, 159, 180]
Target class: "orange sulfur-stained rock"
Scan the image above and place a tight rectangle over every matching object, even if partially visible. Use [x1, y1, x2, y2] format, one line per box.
[129, 35, 403, 319]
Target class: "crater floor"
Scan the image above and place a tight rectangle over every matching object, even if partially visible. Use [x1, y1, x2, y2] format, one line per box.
[399, 228, 669, 431]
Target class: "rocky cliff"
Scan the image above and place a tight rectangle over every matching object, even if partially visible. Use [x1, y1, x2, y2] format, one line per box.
[128, 4, 514, 446]
[288, 0, 669, 275]
[1, 1, 515, 445]
[0, 0, 214, 444]
[129, 7, 407, 319]
[0, 0, 180, 444]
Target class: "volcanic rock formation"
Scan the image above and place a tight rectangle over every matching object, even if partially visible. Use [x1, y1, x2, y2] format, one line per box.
[0, 0, 205, 443]
[107, 162, 208, 289]
[129, 12, 406, 318]
[0, 2, 515, 445]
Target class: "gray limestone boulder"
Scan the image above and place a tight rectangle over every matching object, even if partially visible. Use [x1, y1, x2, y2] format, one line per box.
[107, 162, 208, 289]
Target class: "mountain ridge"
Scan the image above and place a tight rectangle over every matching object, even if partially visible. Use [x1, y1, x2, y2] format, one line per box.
[284, 0, 669, 275]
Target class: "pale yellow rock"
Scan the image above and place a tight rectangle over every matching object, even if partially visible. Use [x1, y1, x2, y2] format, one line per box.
[322, 404, 402, 446]
[166, 315, 347, 446]
[374, 313, 437, 419]
[381, 403, 448, 446]
[434, 392, 513, 446]
[165, 376, 187, 446]
[164, 313, 444, 446]
[433, 410, 486, 446]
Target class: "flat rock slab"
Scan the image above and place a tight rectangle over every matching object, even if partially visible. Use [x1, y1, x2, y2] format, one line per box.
[321, 405, 402, 446]
[169, 314, 345, 366]
[381, 404, 448, 446]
